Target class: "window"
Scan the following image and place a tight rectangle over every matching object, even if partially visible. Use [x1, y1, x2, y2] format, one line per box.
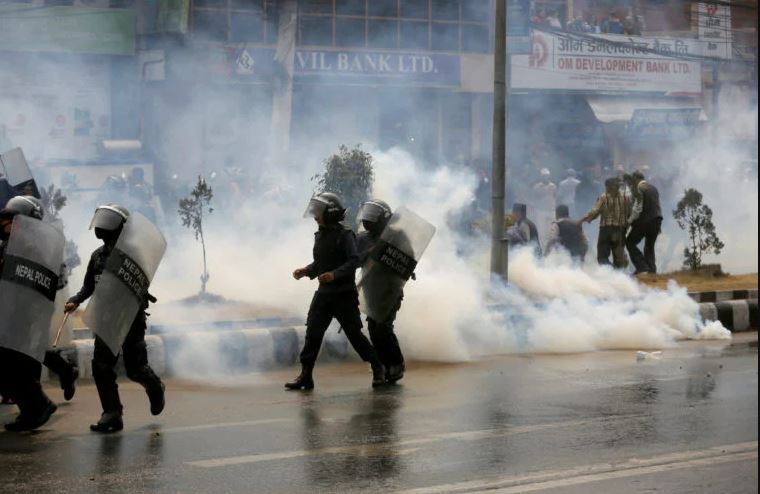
[335, 18, 365, 47]
[431, 22, 458, 51]
[400, 20, 428, 49]
[432, 0, 459, 20]
[300, 15, 333, 45]
[400, 0, 429, 19]
[300, 0, 332, 14]
[231, 0, 265, 12]
[368, 19, 398, 49]
[461, 23, 489, 52]
[369, 0, 398, 17]
[335, 0, 365, 16]
[44, 0, 74, 5]
[194, 0, 226, 7]
[231, 12, 265, 42]
[461, 0, 490, 22]
[193, 9, 228, 41]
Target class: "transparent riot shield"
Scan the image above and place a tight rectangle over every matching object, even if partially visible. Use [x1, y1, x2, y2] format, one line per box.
[0, 147, 39, 198]
[83, 212, 166, 355]
[0, 215, 65, 362]
[358, 206, 436, 322]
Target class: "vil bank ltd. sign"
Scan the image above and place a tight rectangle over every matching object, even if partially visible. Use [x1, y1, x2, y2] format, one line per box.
[208, 47, 461, 87]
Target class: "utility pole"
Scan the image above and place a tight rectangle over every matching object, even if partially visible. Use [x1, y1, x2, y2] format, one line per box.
[490, 0, 508, 280]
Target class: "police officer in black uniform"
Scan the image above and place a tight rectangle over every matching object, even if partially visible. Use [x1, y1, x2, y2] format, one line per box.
[64, 204, 165, 432]
[0, 196, 66, 430]
[288, 192, 385, 390]
[356, 199, 408, 384]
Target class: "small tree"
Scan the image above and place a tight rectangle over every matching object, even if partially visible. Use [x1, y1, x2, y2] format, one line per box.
[312, 144, 374, 225]
[673, 188, 724, 271]
[39, 184, 80, 275]
[178, 176, 214, 295]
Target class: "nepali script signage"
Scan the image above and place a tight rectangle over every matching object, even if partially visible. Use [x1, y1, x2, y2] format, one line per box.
[208, 47, 461, 87]
[511, 30, 702, 94]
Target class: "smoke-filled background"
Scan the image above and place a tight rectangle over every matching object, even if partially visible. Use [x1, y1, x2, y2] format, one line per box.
[1, 1, 755, 376]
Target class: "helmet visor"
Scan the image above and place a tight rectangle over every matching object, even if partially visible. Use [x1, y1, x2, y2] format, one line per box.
[303, 196, 328, 219]
[357, 202, 386, 223]
[89, 206, 127, 231]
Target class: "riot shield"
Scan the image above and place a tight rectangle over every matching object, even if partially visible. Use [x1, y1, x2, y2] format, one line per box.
[83, 212, 166, 355]
[358, 206, 436, 322]
[0, 148, 39, 198]
[0, 215, 65, 362]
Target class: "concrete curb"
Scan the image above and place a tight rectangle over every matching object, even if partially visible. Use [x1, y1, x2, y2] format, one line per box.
[65, 325, 353, 379]
[699, 299, 758, 332]
[689, 289, 758, 303]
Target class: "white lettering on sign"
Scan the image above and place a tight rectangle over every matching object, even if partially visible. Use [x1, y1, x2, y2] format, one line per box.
[296, 51, 438, 75]
[14, 263, 52, 290]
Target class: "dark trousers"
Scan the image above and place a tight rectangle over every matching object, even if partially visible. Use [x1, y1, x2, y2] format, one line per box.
[92, 311, 162, 413]
[367, 296, 404, 368]
[43, 349, 76, 382]
[627, 219, 662, 273]
[0, 348, 51, 417]
[300, 291, 379, 367]
[597, 226, 628, 268]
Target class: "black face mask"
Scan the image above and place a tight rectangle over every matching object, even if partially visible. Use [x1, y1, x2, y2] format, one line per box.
[94, 227, 120, 246]
[0, 229, 9, 242]
[362, 220, 383, 235]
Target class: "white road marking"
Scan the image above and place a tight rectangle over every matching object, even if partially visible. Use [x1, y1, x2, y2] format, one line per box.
[185, 416, 632, 468]
[392, 441, 758, 494]
[152, 418, 292, 434]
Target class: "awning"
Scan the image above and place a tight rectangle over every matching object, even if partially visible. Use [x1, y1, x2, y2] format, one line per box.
[586, 96, 707, 123]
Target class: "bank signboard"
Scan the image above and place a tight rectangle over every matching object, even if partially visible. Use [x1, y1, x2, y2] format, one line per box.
[207, 47, 461, 87]
[511, 30, 703, 94]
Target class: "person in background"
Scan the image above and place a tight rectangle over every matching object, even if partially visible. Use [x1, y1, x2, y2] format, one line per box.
[557, 168, 581, 216]
[578, 177, 631, 268]
[505, 203, 542, 257]
[531, 168, 557, 246]
[625, 171, 663, 274]
[545, 204, 588, 262]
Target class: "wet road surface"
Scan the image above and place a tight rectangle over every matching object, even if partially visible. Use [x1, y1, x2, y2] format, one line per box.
[1, 334, 757, 493]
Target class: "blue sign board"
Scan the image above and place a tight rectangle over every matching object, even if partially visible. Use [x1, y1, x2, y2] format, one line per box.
[507, 0, 532, 54]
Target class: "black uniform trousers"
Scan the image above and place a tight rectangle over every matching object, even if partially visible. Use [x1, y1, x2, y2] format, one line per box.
[366, 295, 404, 368]
[92, 310, 161, 413]
[300, 290, 378, 367]
[626, 218, 662, 273]
[0, 348, 51, 416]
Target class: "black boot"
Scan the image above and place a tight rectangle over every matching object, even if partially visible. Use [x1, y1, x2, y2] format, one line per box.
[146, 381, 166, 416]
[60, 365, 79, 402]
[4, 395, 57, 432]
[386, 362, 405, 384]
[371, 361, 387, 388]
[90, 411, 123, 433]
[285, 364, 314, 390]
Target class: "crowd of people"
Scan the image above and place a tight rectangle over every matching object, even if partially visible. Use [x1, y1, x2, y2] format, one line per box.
[531, 7, 644, 36]
[504, 166, 664, 275]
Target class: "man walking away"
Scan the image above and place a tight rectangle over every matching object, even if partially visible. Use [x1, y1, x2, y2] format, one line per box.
[625, 170, 663, 274]
[578, 178, 631, 268]
[557, 168, 580, 216]
[545, 204, 588, 262]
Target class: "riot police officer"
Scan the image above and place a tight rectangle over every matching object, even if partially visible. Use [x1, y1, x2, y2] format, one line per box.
[0, 196, 64, 431]
[64, 204, 165, 432]
[356, 199, 407, 384]
[288, 192, 385, 390]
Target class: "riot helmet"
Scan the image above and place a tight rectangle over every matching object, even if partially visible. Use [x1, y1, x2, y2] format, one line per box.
[90, 203, 130, 243]
[304, 192, 346, 224]
[3, 195, 44, 220]
[358, 199, 392, 234]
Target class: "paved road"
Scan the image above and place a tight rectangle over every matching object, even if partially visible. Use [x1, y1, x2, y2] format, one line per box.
[1, 334, 757, 494]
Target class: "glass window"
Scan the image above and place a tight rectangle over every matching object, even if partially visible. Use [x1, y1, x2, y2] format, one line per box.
[369, 0, 398, 17]
[461, 0, 490, 22]
[400, 20, 428, 49]
[300, 15, 333, 45]
[431, 22, 458, 51]
[336, 0, 365, 16]
[400, 0, 428, 19]
[335, 18, 365, 47]
[432, 0, 459, 20]
[266, 6, 280, 44]
[231, 12, 265, 42]
[367, 19, 397, 48]
[193, 9, 228, 40]
[231, 0, 265, 12]
[461, 23, 489, 52]
[194, 0, 226, 7]
[44, 0, 74, 5]
[299, 0, 332, 14]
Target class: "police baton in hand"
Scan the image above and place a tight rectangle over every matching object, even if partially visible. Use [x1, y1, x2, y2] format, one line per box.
[53, 312, 70, 349]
